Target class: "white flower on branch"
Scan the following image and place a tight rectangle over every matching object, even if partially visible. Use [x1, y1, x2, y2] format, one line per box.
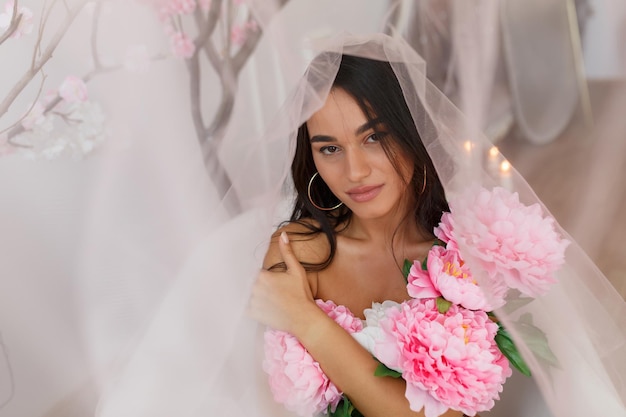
[0, 1, 33, 39]
[12, 100, 107, 160]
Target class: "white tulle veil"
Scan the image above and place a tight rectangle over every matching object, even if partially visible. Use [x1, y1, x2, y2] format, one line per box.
[92, 32, 626, 417]
[0, 3, 625, 417]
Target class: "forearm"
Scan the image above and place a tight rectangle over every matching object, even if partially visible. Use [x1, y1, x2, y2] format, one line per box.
[297, 309, 461, 417]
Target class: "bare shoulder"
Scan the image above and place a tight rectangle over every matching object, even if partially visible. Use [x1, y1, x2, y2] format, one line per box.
[262, 219, 331, 270]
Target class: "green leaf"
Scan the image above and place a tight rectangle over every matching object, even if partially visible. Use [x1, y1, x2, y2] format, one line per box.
[495, 326, 532, 376]
[433, 238, 446, 247]
[329, 398, 350, 417]
[352, 408, 365, 417]
[374, 362, 402, 378]
[402, 259, 412, 282]
[500, 290, 535, 313]
[436, 296, 452, 314]
[329, 396, 364, 417]
[421, 255, 428, 271]
[514, 315, 560, 368]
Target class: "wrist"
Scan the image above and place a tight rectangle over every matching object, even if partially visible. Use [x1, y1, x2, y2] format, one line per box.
[290, 301, 334, 345]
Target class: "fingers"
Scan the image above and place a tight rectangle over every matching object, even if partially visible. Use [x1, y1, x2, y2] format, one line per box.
[277, 231, 302, 272]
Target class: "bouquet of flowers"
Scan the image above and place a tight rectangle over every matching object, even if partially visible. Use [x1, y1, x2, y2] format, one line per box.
[263, 186, 570, 417]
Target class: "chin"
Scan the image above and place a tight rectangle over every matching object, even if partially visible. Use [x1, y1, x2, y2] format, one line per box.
[349, 203, 400, 221]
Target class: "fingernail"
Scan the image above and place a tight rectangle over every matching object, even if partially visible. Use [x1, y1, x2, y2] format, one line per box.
[280, 231, 289, 244]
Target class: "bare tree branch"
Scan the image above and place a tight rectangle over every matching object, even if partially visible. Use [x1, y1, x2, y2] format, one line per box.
[0, 1, 23, 46]
[0, 1, 90, 120]
[187, 52, 206, 141]
[32, 0, 65, 71]
[195, 0, 223, 73]
[0, 333, 15, 411]
[91, 1, 104, 69]
[5, 54, 167, 142]
[233, 17, 262, 73]
[205, 71, 235, 140]
[1, 72, 46, 147]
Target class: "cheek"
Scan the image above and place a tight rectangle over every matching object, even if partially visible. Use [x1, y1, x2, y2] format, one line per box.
[312, 155, 340, 188]
[378, 152, 413, 184]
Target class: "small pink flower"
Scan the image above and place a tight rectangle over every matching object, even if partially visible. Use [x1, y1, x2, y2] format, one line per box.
[447, 186, 570, 298]
[230, 24, 246, 46]
[0, 1, 34, 39]
[407, 246, 501, 311]
[263, 300, 362, 416]
[198, 0, 211, 11]
[58, 76, 88, 103]
[140, 0, 195, 21]
[375, 299, 511, 417]
[230, 20, 258, 46]
[170, 31, 195, 59]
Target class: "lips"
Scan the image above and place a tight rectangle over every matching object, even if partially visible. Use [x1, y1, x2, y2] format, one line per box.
[345, 184, 384, 203]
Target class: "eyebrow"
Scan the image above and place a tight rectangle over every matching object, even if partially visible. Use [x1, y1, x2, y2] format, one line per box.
[309, 118, 384, 143]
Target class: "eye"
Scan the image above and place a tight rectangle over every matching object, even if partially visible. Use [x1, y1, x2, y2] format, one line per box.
[365, 132, 387, 143]
[320, 145, 340, 155]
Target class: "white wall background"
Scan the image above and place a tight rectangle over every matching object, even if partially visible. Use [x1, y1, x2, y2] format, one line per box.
[583, 0, 626, 78]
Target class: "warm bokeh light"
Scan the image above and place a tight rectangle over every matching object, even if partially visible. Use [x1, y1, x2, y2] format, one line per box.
[500, 160, 511, 174]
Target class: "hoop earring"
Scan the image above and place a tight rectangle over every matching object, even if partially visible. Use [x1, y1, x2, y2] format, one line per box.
[307, 172, 344, 211]
[420, 165, 427, 194]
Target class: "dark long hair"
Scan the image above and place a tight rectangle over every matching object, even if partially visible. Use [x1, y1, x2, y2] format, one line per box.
[286, 54, 449, 271]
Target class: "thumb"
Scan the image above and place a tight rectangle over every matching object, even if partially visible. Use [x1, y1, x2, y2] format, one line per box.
[278, 231, 302, 272]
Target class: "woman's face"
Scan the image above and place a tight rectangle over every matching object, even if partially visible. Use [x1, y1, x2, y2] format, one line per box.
[306, 88, 414, 220]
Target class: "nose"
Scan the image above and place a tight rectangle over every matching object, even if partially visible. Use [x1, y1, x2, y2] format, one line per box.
[345, 147, 371, 182]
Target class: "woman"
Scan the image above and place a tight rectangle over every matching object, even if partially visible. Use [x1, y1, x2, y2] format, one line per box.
[249, 54, 463, 416]
[248, 34, 626, 417]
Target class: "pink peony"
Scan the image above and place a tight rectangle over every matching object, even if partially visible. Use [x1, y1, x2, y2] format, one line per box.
[433, 212, 456, 250]
[316, 299, 363, 333]
[444, 186, 569, 298]
[407, 246, 499, 311]
[375, 299, 511, 417]
[263, 299, 362, 416]
[263, 330, 342, 416]
[58, 76, 88, 103]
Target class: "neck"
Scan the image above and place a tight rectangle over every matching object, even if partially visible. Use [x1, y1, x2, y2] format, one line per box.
[343, 206, 427, 248]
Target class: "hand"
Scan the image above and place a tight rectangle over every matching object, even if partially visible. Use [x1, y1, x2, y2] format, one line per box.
[248, 232, 320, 336]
